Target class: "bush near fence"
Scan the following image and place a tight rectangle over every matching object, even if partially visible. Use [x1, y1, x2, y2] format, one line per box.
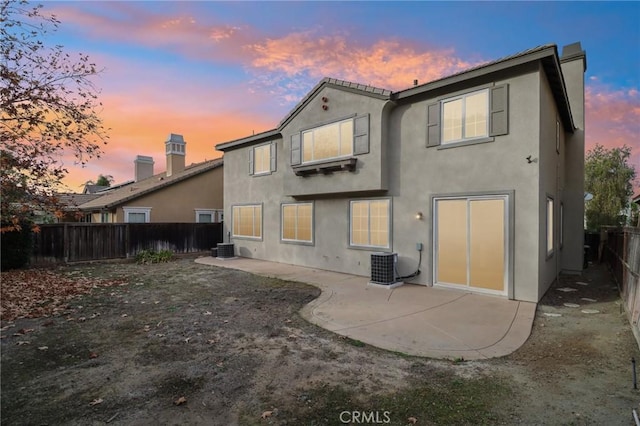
[30, 223, 223, 265]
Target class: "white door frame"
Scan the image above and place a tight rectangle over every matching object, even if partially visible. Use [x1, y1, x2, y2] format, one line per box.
[432, 192, 513, 298]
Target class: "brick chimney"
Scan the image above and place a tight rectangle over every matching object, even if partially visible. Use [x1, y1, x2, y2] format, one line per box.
[165, 133, 186, 177]
[134, 155, 154, 182]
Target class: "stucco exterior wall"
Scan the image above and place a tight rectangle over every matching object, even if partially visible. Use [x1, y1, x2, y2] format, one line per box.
[223, 66, 557, 302]
[115, 166, 223, 223]
[538, 65, 564, 298]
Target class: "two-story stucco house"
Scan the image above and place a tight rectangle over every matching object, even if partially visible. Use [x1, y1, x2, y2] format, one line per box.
[215, 42, 587, 303]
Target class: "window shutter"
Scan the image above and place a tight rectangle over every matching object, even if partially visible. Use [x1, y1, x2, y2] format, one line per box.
[353, 114, 370, 155]
[291, 133, 301, 166]
[490, 84, 509, 136]
[270, 142, 277, 172]
[426, 102, 440, 147]
[249, 147, 254, 175]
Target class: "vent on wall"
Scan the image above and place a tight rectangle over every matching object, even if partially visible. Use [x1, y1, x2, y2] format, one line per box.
[370, 253, 398, 285]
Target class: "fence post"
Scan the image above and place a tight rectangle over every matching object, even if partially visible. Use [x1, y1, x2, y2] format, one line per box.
[63, 223, 69, 263]
[125, 223, 130, 258]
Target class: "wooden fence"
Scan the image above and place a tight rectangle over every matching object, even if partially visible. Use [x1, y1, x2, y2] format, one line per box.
[31, 223, 223, 265]
[603, 226, 640, 342]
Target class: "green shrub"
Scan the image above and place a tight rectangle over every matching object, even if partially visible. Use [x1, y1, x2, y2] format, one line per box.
[135, 249, 173, 264]
[1, 222, 33, 270]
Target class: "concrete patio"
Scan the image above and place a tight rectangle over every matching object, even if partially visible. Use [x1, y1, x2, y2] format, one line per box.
[195, 256, 537, 360]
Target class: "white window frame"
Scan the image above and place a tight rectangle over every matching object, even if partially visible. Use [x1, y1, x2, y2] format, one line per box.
[195, 209, 215, 223]
[281, 202, 313, 244]
[349, 199, 391, 249]
[546, 197, 554, 257]
[253, 143, 271, 175]
[441, 88, 489, 144]
[123, 207, 151, 223]
[302, 117, 354, 164]
[232, 204, 262, 239]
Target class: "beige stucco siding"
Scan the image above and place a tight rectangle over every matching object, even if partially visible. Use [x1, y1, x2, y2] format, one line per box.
[115, 166, 223, 223]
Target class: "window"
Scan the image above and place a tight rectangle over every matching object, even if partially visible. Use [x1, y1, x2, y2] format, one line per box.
[123, 207, 151, 223]
[302, 118, 353, 163]
[350, 199, 390, 248]
[427, 85, 508, 148]
[232, 205, 262, 239]
[250, 142, 276, 175]
[442, 89, 488, 144]
[546, 197, 554, 256]
[291, 115, 369, 167]
[195, 209, 215, 223]
[100, 212, 110, 223]
[282, 203, 313, 243]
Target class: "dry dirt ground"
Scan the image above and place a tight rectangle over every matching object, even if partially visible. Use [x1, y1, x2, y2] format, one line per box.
[1, 256, 638, 425]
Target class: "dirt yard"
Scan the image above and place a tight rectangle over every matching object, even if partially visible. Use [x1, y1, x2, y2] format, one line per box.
[1, 256, 638, 425]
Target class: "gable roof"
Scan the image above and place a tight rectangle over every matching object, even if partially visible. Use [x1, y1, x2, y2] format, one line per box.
[216, 43, 580, 153]
[78, 158, 223, 211]
[83, 184, 110, 194]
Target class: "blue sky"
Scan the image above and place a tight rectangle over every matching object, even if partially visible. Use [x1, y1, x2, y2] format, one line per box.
[37, 1, 639, 190]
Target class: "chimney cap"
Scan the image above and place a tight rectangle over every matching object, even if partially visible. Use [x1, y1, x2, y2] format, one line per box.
[166, 133, 185, 144]
[135, 155, 154, 164]
[560, 42, 587, 71]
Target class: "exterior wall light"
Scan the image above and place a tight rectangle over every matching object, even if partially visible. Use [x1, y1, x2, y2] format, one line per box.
[415, 212, 423, 220]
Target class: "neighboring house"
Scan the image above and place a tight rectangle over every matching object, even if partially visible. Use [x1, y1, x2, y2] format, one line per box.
[55, 193, 103, 222]
[79, 134, 224, 223]
[83, 184, 110, 194]
[216, 42, 587, 303]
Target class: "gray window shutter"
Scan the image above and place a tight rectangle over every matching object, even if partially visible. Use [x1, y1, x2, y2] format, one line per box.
[426, 102, 440, 147]
[353, 114, 370, 155]
[249, 147, 254, 175]
[291, 133, 301, 166]
[490, 84, 509, 136]
[270, 142, 277, 172]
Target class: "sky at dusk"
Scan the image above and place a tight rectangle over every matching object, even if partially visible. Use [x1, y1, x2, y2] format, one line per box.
[37, 1, 640, 192]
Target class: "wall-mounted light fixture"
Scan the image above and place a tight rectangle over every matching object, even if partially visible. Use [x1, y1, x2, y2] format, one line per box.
[415, 212, 423, 220]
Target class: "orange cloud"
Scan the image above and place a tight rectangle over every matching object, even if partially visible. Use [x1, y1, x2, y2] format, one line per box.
[249, 33, 475, 91]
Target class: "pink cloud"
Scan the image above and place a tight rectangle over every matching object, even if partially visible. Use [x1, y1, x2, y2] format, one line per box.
[585, 84, 640, 192]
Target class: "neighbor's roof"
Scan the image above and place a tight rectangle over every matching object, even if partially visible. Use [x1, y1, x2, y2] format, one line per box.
[78, 158, 223, 210]
[216, 43, 581, 152]
[57, 193, 104, 210]
[83, 184, 110, 194]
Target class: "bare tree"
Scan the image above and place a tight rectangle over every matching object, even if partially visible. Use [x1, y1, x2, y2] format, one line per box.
[1, 0, 108, 232]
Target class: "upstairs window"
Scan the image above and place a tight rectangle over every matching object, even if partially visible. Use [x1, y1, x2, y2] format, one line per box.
[291, 114, 370, 166]
[249, 142, 276, 176]
[427, 85, 508, 148]
[442, 89, 488, 143]
[302, 118, 353, 163]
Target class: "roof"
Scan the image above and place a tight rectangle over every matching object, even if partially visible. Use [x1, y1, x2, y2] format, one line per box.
[57, 193, 104, 210]
[216, 43, 581, 152]
[83, 184, 110, 194]
[78, 158, 223, 210]
[394, 43, 576, 131]
[216, 78, 392, 152]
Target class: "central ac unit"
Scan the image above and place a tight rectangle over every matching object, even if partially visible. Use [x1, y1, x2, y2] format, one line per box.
[370, 252, 398, 285]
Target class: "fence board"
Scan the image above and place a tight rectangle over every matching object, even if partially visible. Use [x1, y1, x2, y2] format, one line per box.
[31, 223, 223, 265]
[604, 226, 640, 346]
